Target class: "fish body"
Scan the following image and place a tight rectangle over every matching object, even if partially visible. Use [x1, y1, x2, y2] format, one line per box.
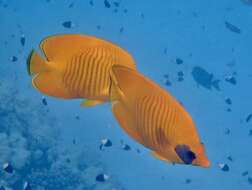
[191, 66, 220, 91]
[110, 65, 210, 167]
[27, 34, 136, 105]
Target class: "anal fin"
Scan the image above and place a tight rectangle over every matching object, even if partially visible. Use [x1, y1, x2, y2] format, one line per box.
[112, 102, 143, 145]
[80, 99, 105, 107]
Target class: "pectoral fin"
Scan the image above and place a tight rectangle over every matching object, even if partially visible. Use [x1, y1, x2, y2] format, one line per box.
[80, 99, 105, 107]
[151, 151, 171, 162]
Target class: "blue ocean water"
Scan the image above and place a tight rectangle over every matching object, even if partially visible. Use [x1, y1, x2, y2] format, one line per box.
[0, 0, 252, 189]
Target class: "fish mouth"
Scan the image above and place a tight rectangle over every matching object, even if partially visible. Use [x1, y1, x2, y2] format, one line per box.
[194, 157, 211, 168]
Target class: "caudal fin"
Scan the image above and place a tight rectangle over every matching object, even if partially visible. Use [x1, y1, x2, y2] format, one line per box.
[27, 50, 49, 75]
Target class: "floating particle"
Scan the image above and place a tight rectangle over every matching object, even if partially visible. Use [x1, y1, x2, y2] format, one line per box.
[66, 158, 71, 163]
[114, 8, 118, 13]
[99, 138, 112, 150]
[246, 114, 252, 123]
[242, 171, 249, 176]
[89, 0, 94, 6]
[10, 56, 18, 62]
[140, 13, 145, 19]
[178, 71, 184, 77]
[226, 108, 232, 112]
[176, 58, 183, 65]
[113, 1, 120, 7]
[68, 2, 74, 8]
[241, 0, 252, 5]
[3, 162, 13, 173]
[218, 163, 229, 172]
[96, 25, 101, 30]
[185, 179, 192, 184]
[20, 34, 25, 46]
[23, 181, 31, 190]
[164, 79, 172, 86]
[248, 177, 252, 185]
[75, 115, 80, 120]
[164, 74, 169, 78]
[164, 48, 168, 54]
[191, 66, 220, 91]
[136, 148, 141, 153]
[227, 156, 233, 162]
[96, 174, 110, 182]
[104, 0, 111, 8]
[225, 98, 232, 105]
[123, 9, 128, 13]
[62, 21, 73, 28]
[72, 139, 76, 144]
[119, 27, 124, 33]
[225, 21, 241, 34]
[249, 129, 252, 136]
[225, 75, 237, 85]
[42, 96, 47, 106]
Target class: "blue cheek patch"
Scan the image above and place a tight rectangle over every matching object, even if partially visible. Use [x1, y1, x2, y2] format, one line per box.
[175, 144, 196, 164]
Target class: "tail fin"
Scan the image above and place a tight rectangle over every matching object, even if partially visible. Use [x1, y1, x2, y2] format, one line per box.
[212, 80, 220, 91]
[27, 50, 49, 75]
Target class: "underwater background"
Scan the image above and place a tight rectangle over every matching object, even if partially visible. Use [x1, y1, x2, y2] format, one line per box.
[0, 0, 252, 189]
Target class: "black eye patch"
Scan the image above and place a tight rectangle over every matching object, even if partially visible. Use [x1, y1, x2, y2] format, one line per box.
[175, 144, 196, 164]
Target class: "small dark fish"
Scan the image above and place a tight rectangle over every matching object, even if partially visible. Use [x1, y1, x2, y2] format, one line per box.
[42, 97, 47, 106]
[62, 21, 73, 28]
[89, 0, 94, 6]
[99, 138, 112, 150]
[185, 179, 192, 184]
[3, 162, 13, 173]
[225, 98, 232, 105]
[10, 56, 18, 62]
[20, 34, 25, 46]
[104, 0, 111, 8]
[248, 177, 252, 185]
[0, 186, 6, 190]
[122, 144, 131, 151]
[191, 66, 220, 91]
[176, 58, 183, 65]
[96, 174, 109, 182]
[242, 171, 249, 176]
[225, 21, 241, 34]
[119, 27, 124, 33]
[225, 75, 237, 85]
[218, 163, 229, 172]
[175, 145, 196, 165]
[164, 79, 172, 86]
[23, 181, 31, 190]
[227, 156, 233, 162]
[75, 115, 80, 120]
[246, 114, 252, 123]
[123, 9, 128, 13]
